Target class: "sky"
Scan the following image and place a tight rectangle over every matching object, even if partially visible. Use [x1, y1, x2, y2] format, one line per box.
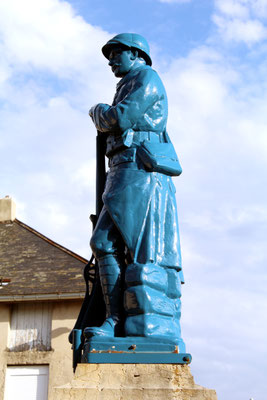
[0, 0, 267, 398]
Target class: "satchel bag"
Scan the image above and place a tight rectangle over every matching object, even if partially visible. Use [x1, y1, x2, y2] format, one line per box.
[138, 140, 182, 176]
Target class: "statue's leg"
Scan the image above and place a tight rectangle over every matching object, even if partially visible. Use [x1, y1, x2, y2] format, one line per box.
[85, 206, 125, 337]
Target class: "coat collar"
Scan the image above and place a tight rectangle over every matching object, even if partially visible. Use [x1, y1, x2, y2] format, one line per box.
[116, 65, 150, 91]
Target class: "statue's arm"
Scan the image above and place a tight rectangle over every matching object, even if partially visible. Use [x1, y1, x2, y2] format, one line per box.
[90, 70, 162, 134]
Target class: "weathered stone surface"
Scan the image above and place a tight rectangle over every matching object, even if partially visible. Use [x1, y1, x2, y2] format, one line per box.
[52, 363, 217, 400]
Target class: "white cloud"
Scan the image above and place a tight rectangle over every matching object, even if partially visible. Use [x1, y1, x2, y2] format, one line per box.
[0, 0, 115, 257]
[42, 203, 69, 228]
[0, 60, 10, 87]
[225, 205, 267, 224]
[213, 0, 267, 44]
[160, 45, 267, 180]
[213, 14, 266, 43]
[182, 204, 267, 235]
[12, 198, 27, 222]
[71, 159, 96, 193]
[215, 0, 267, 19]
[159, 51, 267, 390]
[253, 0, 267, 17]
[0, 0, 110, 77]
[215, 0, 250, 19]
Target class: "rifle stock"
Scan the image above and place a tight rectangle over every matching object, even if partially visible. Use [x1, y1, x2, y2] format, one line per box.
[70, 131, 106, 370]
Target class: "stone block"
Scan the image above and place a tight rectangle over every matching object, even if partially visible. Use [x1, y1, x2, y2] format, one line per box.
[125, 313, 181, 338]
[124, 285, 177, 316]
[125, 263, 168, 292]
[166, 268, 181, 299]
[52, 363, 218, 400]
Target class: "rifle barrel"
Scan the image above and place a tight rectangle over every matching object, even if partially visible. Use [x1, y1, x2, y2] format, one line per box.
[96, 131, 106, 217]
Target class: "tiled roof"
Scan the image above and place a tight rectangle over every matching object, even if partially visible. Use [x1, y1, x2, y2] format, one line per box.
[0, 219, 88, 299]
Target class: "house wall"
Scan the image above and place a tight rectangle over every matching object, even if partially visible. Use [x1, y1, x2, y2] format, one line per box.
[0, 299, 82, 400]
[0, 304, 10, 400]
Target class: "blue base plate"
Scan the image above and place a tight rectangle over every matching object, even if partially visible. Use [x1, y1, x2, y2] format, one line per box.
[82, 336, 191, 364]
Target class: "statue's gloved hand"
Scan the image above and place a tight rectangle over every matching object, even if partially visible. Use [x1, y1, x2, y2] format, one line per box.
[89, 103, 110, 131]
[88, 105, 95, 119]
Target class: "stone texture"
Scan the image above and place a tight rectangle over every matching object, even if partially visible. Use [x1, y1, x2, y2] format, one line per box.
[52, 363, 217, 400]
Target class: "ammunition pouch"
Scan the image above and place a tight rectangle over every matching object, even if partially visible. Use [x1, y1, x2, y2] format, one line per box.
[138, 141, 182, 176]
[107, 129, 182, 176]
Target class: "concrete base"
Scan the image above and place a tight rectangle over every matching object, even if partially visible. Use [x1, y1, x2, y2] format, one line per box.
[52, 363, 217, 399]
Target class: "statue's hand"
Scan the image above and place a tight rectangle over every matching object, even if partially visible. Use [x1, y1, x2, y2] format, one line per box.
[89, 103, 110, 124]
[88, 105, 97, 119]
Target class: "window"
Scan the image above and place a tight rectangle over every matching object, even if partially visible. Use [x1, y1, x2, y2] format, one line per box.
[9, 302, 52, 351]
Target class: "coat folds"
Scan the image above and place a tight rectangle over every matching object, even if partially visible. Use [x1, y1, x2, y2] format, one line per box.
[94, 64, 184, 281]
[103, 167, 182, 272]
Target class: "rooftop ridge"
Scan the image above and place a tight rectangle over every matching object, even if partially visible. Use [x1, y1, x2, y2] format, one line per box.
[14, 218, 88, 264]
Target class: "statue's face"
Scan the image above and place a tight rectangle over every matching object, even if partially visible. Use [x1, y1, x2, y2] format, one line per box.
[108, 47, 134, 78]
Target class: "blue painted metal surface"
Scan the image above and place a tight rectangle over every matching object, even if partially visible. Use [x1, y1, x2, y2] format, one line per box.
[102, 33, 152, 66]
[82, 337, 191, 364]
[83, 352, 191, 364]
[72, 33, 191, 366]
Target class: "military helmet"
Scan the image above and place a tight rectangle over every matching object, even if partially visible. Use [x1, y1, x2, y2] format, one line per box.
[102, 33, 152, 66]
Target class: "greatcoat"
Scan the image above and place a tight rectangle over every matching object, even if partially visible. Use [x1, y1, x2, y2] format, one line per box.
[92, 64, 184, 281]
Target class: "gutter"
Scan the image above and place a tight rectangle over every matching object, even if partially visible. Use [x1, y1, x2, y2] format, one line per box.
[0, 292, 85, 302]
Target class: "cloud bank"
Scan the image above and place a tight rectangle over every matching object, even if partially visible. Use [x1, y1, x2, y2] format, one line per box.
[0, 0, 115, 256]
[213, 0, 267, 43]
[1, 1, 267, 399]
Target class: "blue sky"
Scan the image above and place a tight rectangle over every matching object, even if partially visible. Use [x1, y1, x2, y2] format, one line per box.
[1, 0, 267, 399]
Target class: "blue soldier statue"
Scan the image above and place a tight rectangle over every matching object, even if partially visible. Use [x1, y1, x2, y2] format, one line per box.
[86, 33, 184, 346]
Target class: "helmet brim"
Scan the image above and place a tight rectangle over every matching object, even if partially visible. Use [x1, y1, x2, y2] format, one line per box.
[102, 40, 152, 66]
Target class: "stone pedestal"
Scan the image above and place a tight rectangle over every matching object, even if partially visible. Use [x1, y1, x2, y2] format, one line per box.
[52, 363, 217, 400]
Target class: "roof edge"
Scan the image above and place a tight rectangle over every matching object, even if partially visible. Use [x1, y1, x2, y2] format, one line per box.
[14, 219, 88, 264]
[0, 292, 85, 302]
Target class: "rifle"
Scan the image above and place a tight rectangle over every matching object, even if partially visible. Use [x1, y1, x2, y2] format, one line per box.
[70, 131, 106, 371]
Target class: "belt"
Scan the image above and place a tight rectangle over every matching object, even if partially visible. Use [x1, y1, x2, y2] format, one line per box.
[108, 148, 137, 168]
[106, 129, 164, 157]
[133, 131, 163, 144]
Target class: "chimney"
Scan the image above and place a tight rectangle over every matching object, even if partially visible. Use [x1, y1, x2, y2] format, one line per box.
[0, 196, 16, 222]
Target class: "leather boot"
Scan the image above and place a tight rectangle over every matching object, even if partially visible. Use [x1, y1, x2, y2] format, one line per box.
[84, 255, 124, 337]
